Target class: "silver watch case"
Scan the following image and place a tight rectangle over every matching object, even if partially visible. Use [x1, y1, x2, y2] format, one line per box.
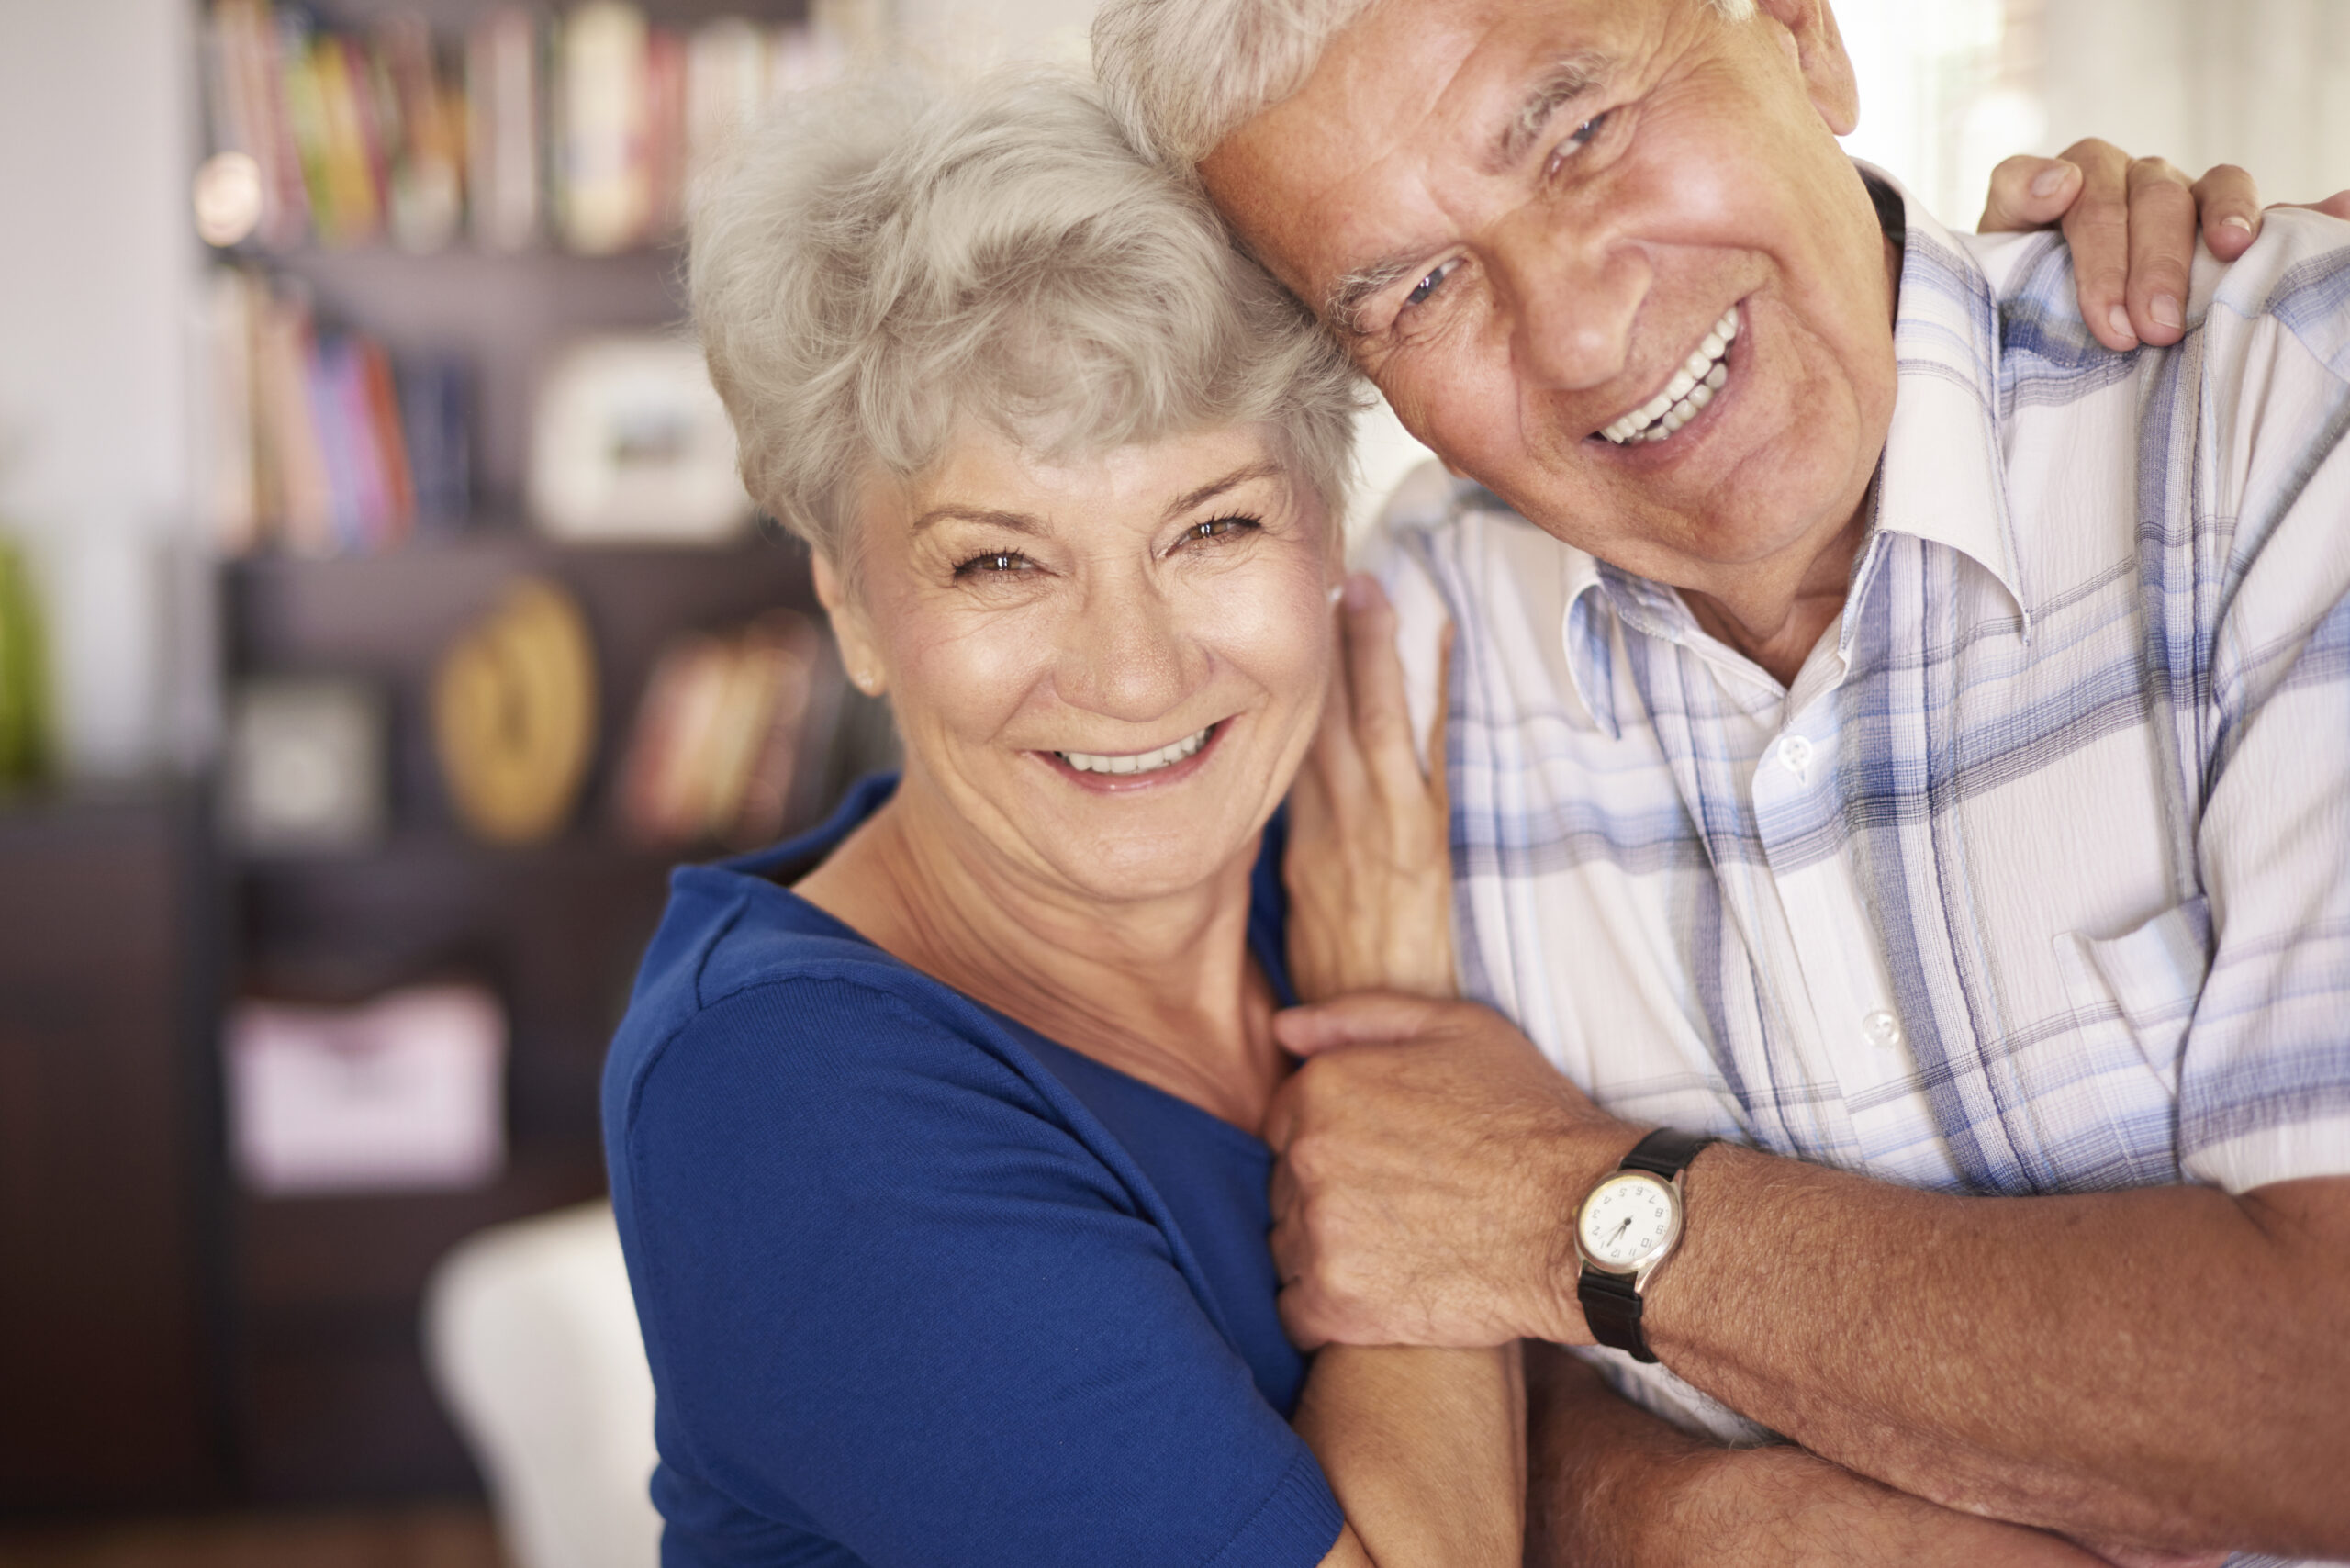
[1572, 1167, 1689, 1293]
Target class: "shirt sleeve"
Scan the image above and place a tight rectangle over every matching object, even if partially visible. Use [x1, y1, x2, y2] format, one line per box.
[616, 974, 1345, 1568]
[2177, 262, 2350, 1194]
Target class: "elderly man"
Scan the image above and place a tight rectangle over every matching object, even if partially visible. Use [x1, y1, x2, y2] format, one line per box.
[1091, 0, 2350, 1563]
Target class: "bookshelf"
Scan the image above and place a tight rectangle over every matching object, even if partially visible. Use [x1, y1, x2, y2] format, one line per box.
[183, 0, 885, 1507]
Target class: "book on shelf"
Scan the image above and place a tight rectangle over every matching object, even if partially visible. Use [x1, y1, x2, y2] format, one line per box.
[617, 610, 827, 850]
[198, 267, 471, 556]
[198, 0, 878, 257]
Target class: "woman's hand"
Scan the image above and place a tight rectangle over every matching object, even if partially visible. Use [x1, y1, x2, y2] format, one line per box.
[1283, 574, 1454, 1005]
[1978, 140, 2350, 353]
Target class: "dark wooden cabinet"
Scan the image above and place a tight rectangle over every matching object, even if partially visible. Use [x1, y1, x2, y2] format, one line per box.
[0, 789, 228, 1512]
[221, 532, 860, 1503]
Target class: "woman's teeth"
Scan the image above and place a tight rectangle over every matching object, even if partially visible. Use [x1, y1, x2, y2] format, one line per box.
[1602, 306, 1739, 446]
[1058, 725, 1212, 776]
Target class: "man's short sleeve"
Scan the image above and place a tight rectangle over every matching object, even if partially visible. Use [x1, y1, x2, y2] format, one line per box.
[616, 976, 1345, 1568]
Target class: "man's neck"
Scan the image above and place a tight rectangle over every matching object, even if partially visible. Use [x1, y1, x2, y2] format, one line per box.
[1672, 225, 1905, 689]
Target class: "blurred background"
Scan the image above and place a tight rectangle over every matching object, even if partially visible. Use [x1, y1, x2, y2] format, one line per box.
[0, 1, 2343, 1563]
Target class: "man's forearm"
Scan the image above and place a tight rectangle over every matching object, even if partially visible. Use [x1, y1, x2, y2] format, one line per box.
[1641, 1154, 2350, 1557]
[1525, 1343, 2109, 1568]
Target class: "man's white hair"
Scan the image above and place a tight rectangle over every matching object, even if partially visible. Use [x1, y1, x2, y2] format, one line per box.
[1093, 0, 1758, 167]
[689, 69, 1362, 564]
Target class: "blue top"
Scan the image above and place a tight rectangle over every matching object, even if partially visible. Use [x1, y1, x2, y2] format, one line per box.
[603, 775, 1346, 1568]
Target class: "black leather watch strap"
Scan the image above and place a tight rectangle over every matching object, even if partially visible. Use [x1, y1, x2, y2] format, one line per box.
[1577, 1129, 1717, 1364]
[1577, 1271, 1654, 1363]
[1620, 1126, 1715, 1181]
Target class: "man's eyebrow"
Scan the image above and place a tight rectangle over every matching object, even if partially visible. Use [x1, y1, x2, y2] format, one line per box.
[1484, 52, 1613, 174]
[1323, 52, 1617, 339]
[909, 505, 1044, 534]
[1326, 254, 1425, 340]
[1165, 459, 1285, 519]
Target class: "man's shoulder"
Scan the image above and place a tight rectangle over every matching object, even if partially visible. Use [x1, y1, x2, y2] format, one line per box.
[1960, 207, 2350, 388]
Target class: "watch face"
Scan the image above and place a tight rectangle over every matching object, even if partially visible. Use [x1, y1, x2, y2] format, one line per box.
[1578, 1171, 1680, 1271]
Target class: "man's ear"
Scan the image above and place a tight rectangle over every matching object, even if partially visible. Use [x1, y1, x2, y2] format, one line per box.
[1751, 0, 1860, 137]
[812, 550, 887, 698]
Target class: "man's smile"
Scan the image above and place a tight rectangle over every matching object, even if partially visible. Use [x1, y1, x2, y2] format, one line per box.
[1597, 303, 1740, 446]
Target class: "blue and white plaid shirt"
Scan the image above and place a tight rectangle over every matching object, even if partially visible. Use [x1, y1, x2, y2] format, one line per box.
[1376, 181, 2350, 1511]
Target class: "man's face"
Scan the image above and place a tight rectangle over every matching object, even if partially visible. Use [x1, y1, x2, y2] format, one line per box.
[1201, 0, 1897, 599]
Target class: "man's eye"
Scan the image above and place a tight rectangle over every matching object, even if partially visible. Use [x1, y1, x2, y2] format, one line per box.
[1404, 259, 1460, 309]
[1548, 110, 1612, 175]
[954, 550, 1035, 577]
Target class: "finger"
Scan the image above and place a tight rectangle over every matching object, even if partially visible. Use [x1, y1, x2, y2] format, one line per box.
[1276, 1283, 1333, 1352]
[2188, 162, 2261, 260]
[1340, 573, 1424, 802]
[2121, 156, 2196, 345]
[1311, 584, 1373, 808]
[1273, 991, 1455, 1056]
[1978, 153, 2081, 234]
[2299, 190, 2350, 222]
[2053, 138, 2138, 350]
[1267, 1148, 1300, 1220]
[1261, 1077, 1297, 1151]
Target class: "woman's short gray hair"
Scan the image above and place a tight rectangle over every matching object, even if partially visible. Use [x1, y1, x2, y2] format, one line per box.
[689, 70, 1364, 563]
[1094, 0, 1757, 166]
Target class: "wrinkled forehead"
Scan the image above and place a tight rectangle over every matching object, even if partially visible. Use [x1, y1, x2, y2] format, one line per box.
[1199, 0, 1694, 301]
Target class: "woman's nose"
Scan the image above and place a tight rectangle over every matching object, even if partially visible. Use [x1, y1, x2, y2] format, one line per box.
[1055, 579, 1194, 724]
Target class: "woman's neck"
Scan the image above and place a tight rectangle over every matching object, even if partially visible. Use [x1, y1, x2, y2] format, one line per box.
[793, 777, 1287, 1132]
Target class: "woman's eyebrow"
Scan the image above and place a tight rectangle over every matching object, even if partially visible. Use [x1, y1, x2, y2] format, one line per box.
[1484, 51, 1613, 174]
[910, 505, 1045, 534]
[1164, 459, 1286, 519]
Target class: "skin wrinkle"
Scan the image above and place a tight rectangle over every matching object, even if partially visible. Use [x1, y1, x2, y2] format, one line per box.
[1203, 5, 2350, 1555]
[1203, 0, 1895, 685]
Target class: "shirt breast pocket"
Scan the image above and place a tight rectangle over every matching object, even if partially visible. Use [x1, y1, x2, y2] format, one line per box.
[2042, 895, 2211, 1186]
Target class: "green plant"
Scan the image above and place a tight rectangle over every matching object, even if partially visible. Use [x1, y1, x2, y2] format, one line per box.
[0, 532, 54, 787]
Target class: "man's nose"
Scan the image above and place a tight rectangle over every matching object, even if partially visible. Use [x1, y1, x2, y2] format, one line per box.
[1493, 210, 1645, 392]
[1057, 578, 1194, 723]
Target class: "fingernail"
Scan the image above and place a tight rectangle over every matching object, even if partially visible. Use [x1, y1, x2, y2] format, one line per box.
[2221, 215, 2255, 235]
[2030, 163, 2071, 199]
[2152, 293, 2182, 330]
[2106, 304, 2137, 343]
[1343, 572, 1377, 609]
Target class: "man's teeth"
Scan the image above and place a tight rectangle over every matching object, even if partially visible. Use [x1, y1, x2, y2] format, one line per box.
[1058, 725, 1212, 776]
[1601, 306, 1740, 446]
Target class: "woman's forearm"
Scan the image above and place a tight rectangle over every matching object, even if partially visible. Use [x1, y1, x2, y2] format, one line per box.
[1294, 1342, 1524, 1568]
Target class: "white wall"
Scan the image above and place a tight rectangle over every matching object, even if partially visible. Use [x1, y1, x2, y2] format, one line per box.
[2039, 0, 2350, 205]
[0, 0, 205, 778]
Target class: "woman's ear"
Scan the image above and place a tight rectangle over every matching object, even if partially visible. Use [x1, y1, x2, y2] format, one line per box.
[1752, 0, 1860, 137]
[812, 552, 887, 698]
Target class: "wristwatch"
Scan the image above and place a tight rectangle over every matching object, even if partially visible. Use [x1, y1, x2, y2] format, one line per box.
[1573, 1128, 1716, 1363]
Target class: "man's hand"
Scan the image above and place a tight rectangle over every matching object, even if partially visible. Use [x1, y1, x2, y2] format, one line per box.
[1264, 992, 1640, 1349]
[1978, 141, 2350, 352]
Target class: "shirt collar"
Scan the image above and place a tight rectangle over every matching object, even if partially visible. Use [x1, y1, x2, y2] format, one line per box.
[1864, 164, 2033, 634]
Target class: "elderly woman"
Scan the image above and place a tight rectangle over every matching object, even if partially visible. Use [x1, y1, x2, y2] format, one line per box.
[601, 71, 1499, 1568]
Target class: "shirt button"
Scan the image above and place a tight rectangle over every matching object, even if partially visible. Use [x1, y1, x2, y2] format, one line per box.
[1775, 734, 1815, 777]
[1862, 1010, 1905, 1051]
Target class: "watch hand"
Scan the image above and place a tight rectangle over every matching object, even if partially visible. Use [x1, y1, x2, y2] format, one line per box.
[1607, 1215, 1632, 1247]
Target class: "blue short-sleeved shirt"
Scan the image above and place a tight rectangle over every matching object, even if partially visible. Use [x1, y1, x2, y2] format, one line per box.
[602, 776, 1346, 1568]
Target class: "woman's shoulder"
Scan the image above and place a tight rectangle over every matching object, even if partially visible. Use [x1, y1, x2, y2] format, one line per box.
[605, 860, 1015, 1133]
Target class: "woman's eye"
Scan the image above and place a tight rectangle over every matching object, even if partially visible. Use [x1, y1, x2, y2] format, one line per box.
[1176, 514, 1259, 549]
[1404, 260, 1460, 309]
[954, 550, 1035, 577]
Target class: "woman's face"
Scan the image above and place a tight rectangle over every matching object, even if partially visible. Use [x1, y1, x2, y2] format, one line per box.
[825, 422, 1340, 904]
